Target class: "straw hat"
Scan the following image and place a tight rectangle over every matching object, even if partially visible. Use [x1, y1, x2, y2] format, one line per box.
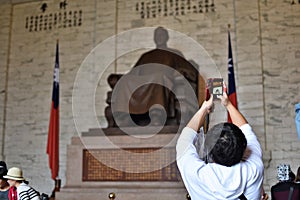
[3, 167, 25, 181]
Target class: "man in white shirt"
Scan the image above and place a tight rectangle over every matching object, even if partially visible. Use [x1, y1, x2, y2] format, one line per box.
[176, 91, 264, 200]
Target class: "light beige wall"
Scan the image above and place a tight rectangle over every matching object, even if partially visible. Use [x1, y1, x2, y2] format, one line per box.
[260, 0, 300, 189]
[0, 0, 299, 196]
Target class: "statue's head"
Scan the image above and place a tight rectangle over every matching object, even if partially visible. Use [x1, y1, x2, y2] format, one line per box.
[154, 27, 169, 47]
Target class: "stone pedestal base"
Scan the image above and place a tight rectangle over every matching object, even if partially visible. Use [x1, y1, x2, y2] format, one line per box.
[56, 184, 187, 200]
[55, 128, 188, 200]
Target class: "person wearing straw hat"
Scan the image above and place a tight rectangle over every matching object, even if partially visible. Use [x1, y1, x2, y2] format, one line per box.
[4, 167, 40, 200]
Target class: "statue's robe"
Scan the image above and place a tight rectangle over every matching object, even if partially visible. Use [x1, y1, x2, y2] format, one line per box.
[111, 48, 198, 118]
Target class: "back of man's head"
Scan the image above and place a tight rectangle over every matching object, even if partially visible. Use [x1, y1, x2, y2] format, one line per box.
[205, 123, 247, 167]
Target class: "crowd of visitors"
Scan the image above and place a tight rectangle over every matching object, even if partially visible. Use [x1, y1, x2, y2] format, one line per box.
[0, 161, 42, 200]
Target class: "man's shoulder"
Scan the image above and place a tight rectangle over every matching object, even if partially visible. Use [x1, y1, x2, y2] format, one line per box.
[239, 124, 252, 132]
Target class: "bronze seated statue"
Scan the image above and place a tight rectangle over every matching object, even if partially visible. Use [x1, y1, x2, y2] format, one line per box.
[104, 27, 200, 128]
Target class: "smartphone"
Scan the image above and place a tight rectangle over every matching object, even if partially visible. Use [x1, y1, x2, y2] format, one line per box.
[207, 78, 223, 100]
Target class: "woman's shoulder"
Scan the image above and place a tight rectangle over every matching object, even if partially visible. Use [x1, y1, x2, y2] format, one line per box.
[17, 183, 40, 200]
[17, 183, 31, 192]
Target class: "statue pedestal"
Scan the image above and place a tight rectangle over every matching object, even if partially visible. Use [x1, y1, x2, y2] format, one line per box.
[55, 127, 188, 200]
[55, 184, 187, 200]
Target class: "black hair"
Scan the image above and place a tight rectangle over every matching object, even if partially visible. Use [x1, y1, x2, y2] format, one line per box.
[289, 171, 296, 182]
[205, 123, 247, 167]
[0, 161, 8, 179]
[296, 166, 300, 182]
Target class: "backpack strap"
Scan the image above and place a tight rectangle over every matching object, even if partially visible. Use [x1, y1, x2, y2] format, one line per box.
[288, 186, 294, 200]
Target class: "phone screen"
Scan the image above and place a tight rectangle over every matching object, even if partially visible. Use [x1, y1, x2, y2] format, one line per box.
[207, 78, 223, 100]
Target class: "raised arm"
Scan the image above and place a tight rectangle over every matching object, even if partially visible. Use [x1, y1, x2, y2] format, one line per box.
[219, 88, 247, 128]
[186, 95, 214, 131]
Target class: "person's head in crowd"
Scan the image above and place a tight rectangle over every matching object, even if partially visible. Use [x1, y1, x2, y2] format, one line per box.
[296, 166, 300, 182]
[276, 164, 295, 182]
[3, 167, 25, 187]
[204, 122, 247, 167]
[0, 161, 9, 189]
[0, 161, 8, 178]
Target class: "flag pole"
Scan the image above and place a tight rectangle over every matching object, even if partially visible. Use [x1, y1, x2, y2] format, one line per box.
[204, 86, 210, 134]
[54, 39, 61, 198]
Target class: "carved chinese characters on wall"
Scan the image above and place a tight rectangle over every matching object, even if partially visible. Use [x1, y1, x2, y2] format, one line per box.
[136, 0, 215, 19]
[24, 1, 82, 32]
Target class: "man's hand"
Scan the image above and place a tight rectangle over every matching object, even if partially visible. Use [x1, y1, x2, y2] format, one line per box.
[202, 94, 214, 114]
[217, 83, 231, 107]
[217, 83, 247, 127]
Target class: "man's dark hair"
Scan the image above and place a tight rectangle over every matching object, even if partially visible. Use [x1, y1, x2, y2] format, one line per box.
[205, 123, 247, 167]
[296, 166, 300, 182]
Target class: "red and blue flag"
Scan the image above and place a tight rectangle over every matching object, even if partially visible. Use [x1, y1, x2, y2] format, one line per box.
[228, 31, 238, 123]
[47, 41, 59, 180]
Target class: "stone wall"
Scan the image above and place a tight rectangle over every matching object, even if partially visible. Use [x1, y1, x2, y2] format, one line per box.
[0, 0, 299, 196]
[260, 0, 300, 188]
